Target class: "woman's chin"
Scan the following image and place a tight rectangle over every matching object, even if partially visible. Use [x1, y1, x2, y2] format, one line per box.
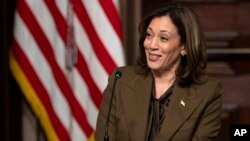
[148, 66, 161, 72]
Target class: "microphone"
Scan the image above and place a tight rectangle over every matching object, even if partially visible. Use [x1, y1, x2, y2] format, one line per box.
[104, 71, 122, 141]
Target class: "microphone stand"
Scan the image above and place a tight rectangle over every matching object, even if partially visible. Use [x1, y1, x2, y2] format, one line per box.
[104, 71, 121, 141]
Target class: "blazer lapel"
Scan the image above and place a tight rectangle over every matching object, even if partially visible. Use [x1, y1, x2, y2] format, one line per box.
[121, 74, 153, 141]
[159, 84, 204, 140]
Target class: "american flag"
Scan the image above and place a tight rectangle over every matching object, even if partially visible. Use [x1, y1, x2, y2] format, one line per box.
[10, 0, 125, 140]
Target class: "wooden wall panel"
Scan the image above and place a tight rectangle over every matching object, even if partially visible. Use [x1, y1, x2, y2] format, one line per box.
[142, 0, 250, 73]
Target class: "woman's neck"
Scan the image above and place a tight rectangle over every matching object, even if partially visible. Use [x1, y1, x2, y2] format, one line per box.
[153, 70, 176, 86]
[152, 69, 176, 99]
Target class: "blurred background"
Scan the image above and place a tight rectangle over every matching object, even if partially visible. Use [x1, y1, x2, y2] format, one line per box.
[1, 0, 250, 141]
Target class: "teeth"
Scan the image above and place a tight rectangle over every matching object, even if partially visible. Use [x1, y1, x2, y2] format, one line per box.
[149, 54, 160, 60]
[150, 54, 158, 59]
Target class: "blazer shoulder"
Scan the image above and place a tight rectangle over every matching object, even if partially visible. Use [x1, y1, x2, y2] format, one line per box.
[206, 76, 220, 84]
[116, 66, 137, 75]
[204, 76, 222, 90]
[115, 66, 141, 81]
[194, 76, 223, 99]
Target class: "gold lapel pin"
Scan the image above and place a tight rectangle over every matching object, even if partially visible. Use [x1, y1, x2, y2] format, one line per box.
[180, 100, 185, 107]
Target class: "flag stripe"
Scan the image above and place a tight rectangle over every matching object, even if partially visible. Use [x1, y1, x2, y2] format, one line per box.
[30, 0, 102, 134]
[73, 0, 117, 74]
[55, 0, 68, 18]
[112, 0, 120, 13]
[12, 40, 69, 141]
[18, 0, 94, 136]
[74, 16, 108, 92]
[99, 0, 123, 40]
[10, 55, 60, 141]
[33, 0, 68, 72]
[73, 69, 99, 129]
[76, 51, 103, 108]
[42, 0, 103, 108]
[12, 0, 125, 140]
[71, 118, 87, 140]
[17, 0, 72, 103]
[43, 0, 67, 42]
[25, 0, 67, 77]
[81, 0, 125, 67]
[14, 13, 71, 131]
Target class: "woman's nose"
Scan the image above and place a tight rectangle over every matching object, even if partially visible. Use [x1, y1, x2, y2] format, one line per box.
[148, 37, 158, 50]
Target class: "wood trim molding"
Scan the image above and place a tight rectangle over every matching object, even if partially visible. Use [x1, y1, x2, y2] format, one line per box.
[171, 0, 237, 4]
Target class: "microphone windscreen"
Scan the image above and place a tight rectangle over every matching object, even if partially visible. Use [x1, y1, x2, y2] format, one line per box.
[115, 71, 122, 78]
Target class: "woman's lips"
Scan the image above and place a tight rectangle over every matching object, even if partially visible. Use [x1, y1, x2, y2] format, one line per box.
[148, 53, 161, 61]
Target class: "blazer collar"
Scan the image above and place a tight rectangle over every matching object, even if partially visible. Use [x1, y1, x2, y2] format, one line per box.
[121, 73, 153, 141]
[121, 74, 204, 141]
[159, 83, 204, 140]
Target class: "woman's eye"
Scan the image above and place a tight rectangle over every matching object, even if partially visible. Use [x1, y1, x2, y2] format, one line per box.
[146, 32, 152, 38]
[161, 37, 168, 41]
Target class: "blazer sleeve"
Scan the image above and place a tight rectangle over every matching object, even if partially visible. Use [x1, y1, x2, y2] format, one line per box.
[192, 80, 223, 141]
[94, 70, 117, 141]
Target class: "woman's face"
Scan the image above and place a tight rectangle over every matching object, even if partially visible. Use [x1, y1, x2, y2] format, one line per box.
[144, 15, 185, 74]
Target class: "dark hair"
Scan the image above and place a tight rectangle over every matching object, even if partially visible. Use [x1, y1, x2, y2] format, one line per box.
[137, 3, 207, 87]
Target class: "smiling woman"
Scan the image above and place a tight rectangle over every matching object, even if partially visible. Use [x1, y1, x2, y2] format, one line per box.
[137, 3, 207, 88]
[95, 3, 223, 141]
[143, 16, 185, 98]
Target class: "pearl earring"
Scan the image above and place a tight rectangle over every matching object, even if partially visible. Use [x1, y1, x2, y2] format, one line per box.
[181, 52, 186, 56]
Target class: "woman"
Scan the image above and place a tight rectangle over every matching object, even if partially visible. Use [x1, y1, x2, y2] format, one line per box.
[95, 3, 223, 141]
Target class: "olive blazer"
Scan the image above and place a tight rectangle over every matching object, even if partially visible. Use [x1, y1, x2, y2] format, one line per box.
[95, 66, 223, 141]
